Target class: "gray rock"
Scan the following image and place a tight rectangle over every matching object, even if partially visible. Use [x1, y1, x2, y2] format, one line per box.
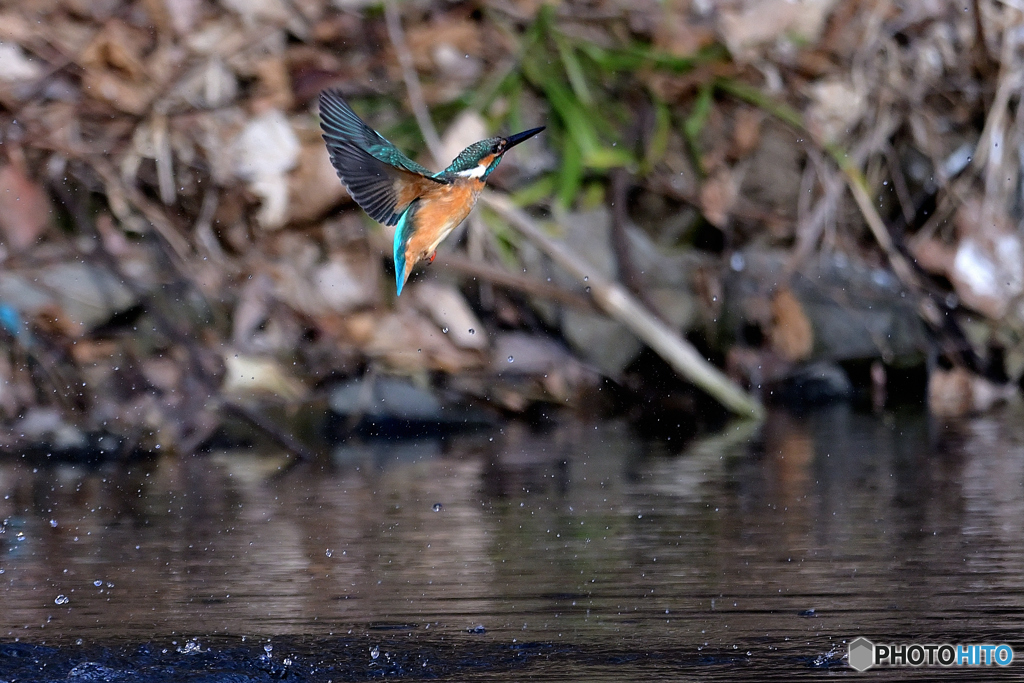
[773, 360, 853, 404]
[0, 263, 135, 332]
[723, 249, 928, 363]
[329, 376, 442, 421]
[492, 332, 580, 375]
[559, 310, 642, 376]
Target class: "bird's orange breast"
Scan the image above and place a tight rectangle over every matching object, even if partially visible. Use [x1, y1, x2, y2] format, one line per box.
[405, 180, 483, 259]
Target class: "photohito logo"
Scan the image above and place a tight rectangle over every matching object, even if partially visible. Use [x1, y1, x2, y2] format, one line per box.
[848, 637, 1014, 671]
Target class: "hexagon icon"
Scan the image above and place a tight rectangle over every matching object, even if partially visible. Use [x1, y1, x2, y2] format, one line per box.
[849, 637, 875, 671]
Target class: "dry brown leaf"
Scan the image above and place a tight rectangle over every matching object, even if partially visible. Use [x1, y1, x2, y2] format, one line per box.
[718, 0, 839, 60]
[699, 167, 737, 228]
[946, 198, 1024, 320]
[653, 4, 716, 57]
[287, 141, 348, 224]
[365, 312, 483, 374]
[928, 366, 1015, 418]
[80, 20, 149, 81]
[251, 57, 294, 113]
[0, 162, 51, 251]
[404, 18, 483, 71]
[731, 108, 764, 158]
[769, 287, 813, 362]
[909, 238, 955, 277]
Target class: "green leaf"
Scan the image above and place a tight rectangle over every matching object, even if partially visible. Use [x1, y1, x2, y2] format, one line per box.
[509, 174, 558, 206]
[554, 34, 593, 106]
[683, 84, 714, 175]
[583, 146, 634, 169]
[557, 137, 584, 208]
[642, 97, 671, 174]
[715, 79, 803, 129]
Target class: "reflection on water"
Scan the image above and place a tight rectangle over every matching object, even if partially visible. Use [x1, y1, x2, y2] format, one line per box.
[2, 405, 1024, 679]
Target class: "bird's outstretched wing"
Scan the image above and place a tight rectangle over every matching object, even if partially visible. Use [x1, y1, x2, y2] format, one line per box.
[319, 90, 444, 226]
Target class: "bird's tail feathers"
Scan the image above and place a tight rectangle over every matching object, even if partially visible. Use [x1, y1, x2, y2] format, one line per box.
[393, 202, 418, 296]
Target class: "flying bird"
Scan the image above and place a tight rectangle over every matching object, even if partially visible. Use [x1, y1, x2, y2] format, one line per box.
[319, 89, 544, 295]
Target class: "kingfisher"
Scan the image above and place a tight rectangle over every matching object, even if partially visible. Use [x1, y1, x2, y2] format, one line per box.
[319, 89, 544, 295]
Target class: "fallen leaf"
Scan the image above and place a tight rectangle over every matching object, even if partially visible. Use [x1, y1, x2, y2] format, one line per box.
[0, 41, 43, 82]
[0, 163, 51, 251]
[699, 167, 737, 228]
[412, 282, 487, 350]
[222, 353, 307, 400]
[287, 141, 348, 224]
[233, 109, 300, 229]
[769, 287, 813, 362]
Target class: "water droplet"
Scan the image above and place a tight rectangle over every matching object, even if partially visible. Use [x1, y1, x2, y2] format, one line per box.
[583, 276, 589, 281]
[508, 356, 514, 363]
[468, 328, 475, 335]
[55, 594, 69, 605]
[370, 646, 380, 660]
[432, 503, 443, 512]
[177, 639, 203, 654]
[264, 643, 273, 654]
[325, 549, 333, 558]
[49, 519, 57, 528]
[442, 327, 449, 334]
[93, 580, 103, 587]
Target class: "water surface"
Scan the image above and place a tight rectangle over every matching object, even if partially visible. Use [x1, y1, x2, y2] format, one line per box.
[2, 405, 1023, 680]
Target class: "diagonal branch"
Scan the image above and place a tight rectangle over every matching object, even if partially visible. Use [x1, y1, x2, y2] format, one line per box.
[383, 0, 444, 165]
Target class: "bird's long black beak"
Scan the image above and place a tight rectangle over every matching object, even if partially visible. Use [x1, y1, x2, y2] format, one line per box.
[504, 126, 545, 150]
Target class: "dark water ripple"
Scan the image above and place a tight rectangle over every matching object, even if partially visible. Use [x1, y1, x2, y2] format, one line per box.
[2, 405, 1024, 680]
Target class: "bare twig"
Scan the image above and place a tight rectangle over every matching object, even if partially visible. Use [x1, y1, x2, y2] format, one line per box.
[841, 165, 919, 288]
[435, 250, 597, 310]
[90, 157, 193, 262]
[383, 0, 444, 165]
[366, 231, 596, 309]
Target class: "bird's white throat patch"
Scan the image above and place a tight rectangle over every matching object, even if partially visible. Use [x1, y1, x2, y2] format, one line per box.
[455, 163, 488, 179]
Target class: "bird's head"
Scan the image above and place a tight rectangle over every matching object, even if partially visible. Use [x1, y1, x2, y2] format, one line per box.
[445, 126, 545, 181]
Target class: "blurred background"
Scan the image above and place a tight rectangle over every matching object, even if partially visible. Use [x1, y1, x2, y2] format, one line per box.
[0, 0, 1020, 454]
[7, 2, 1024, 678]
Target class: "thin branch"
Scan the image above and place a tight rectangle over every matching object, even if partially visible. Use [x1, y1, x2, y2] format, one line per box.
[384, 0, 444, 164]
[483, 194, 764, 419]
[435, 250, 597, 310]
